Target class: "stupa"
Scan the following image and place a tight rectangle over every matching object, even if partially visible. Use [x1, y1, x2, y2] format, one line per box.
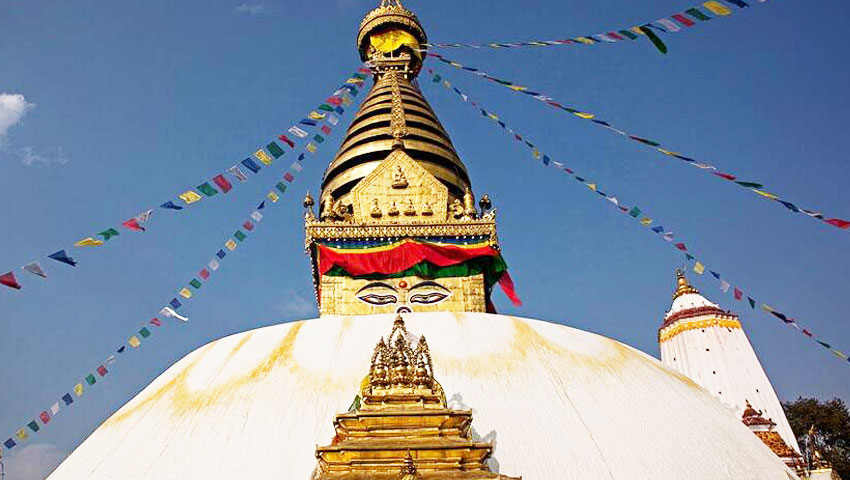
[48, 1, 800, 479]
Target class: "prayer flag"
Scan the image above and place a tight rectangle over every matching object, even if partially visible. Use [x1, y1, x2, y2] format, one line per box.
[685, 7, 712, 20]
[208, 259, 220, 271]
[136, 209, 153, 224]
[74, 237, 104, 247]
[16, 428, 28, 440]
[542, 155, 551, 166]
[242, 220, 254, 231]
[321, 125, 332, 135]
[278, 135, 295, 148]
[86, 374, 97, 386]
[0, 272, 22, 290]
[284, 172, 295, 182]
[714, 172, 736, 181]
[826, 218, 850, 229]
[199, 268, 210, 280]
[74, 383, 84, 397]
[276, 181, 287, 193]
[179, 287, 192, 299]
[675, 243, 687, 251]
[291, 162, 303, 172]
[4, 438, 16, 449]
[234, 230, 247, 242]
[128, 336, 141, 348]
[289, 126, 309, 138]
[160, 306, 189, 322]
[255, 150, 273, 166]
[241, 158, 261, 173]
[170, 297, 182, 308]
[23, 262, 47, 278]
[216, 249, 226, 259]
[267, 191, 279, 202]
[663, 232, 674, 242]
[703, 1, 732, 15]
[720, 280, 730, 293]
[779, 201, 799, 212]
[225, 239, 238, 251]
[334, 106, 345, 114]
[327, 114, 339, 126]
[694, 262, 705, 274]
[98, 228, 120, 241]
[300, 118, 318, 127]
[656, 18, 680, 32]
[97, 365, 108, 376]
[105, 355, 116, 364]
[734, 288, 743, 300]
[27, 421, 39, 433]
[802, 329, 813, 337]
[197, 183, 218, 197]
[122, 218, 145, 232]
[652, 226, 664, 233]
[267, 142, 285, 159]
[753, 190, 778, 200]
[228, 165, 248, 183]
[586, 183, 597, 191]
[817, 340, 831, 349]
[725, 0, 750, 8]
[761, 304, 774, 313]
[251, 211, 263, 222]
[326, 96, 342, 106]
[160, 201, 184, 210]
[139, 327, 151, 338]
[40, 411, 51, 425]
[313, 134, 325, 143]
[619, 29, 639, 39]
[640, 218, 652, 226]
[179, 190, 203, 204]
[710, 271, 721, 279]
[308, 111, 326, 120]
[735, 181, 763, 188]
[317, 104, 334, 112]
[306, 143, 317, 153]
[212, 174, 233, 193]
[62, 393, 74, 406]
[686, 254, 694, 261]
[672, 14, 696, 26]
[150, 318, 162, 326]
[628, 207, 641, 218]
[639, 26, 668, 54]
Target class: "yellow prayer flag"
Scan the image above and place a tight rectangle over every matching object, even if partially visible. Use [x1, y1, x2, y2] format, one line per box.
[573, 112, 595, 119]
[128, 336, 141, 348]
[306, 143, 317, 153]
[630, 26, 646, 36]
[761, 304, 774, 313]
[179, 288, 192, 299]
[694, 262, 705, 275]
[74, 237, 104, 247]
[254, 150, 273, 166]
[575, 37, 594, 44]
[703, 1, 732, 16]
[267, 191, 280, 203]
[487, 113, 499, 121]
[508, 85, 528, 91]
[532, 149, 541, 160]
[586, 183, 597, 191]
[753, 190, 778, 200]
[179, 191, 202, 204]
[640, 218, 653, 226]
[369, 29, 420, 53]
[449, 62, 463, 68]
[442, 80, 452, 88]
[308, 111, 326, 120]
[16, 428, 29, 440]
[346, 78, 362, 84]
[657, 148, 679, 157]
[225, 239, 238, 251]
[833, 350, 848, 360]
[74, 383, 84, 397]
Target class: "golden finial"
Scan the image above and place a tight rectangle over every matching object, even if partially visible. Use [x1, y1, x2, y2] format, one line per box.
[672, 268, 700, 300]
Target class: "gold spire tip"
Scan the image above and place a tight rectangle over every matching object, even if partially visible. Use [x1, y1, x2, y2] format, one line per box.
[672, 268, 700, 300]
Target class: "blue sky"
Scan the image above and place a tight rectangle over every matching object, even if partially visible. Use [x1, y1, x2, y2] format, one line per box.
[1, 0, 848, 477]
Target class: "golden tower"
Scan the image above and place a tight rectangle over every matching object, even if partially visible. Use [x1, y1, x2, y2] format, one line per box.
[304, 0, 517, 316]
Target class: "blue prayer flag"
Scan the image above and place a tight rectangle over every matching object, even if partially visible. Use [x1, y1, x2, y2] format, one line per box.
[651, 226, 664, 233]
[710, 271, 721, 280]
[241, 158, 261, 173]
[257, 201, 266, 210]
[216, 249, 227, 259]
[4, 438, 15, 449]
[62, 393, 74, 406]
[297, 153, 305, 162]
[160, 201, 184, 210]
[169, 298, 182, 309]
[117, 345, 126, 353]
[48, 250, 77, 267]
[334, 106, 344, 114]
[300, 119, 318, 126]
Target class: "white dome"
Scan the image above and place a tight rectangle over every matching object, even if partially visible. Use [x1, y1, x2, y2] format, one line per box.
[666, 292, 722, 318]
[48, 313, 797, 480]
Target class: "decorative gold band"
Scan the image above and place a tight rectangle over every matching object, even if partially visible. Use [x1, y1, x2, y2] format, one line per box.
[658, 317, 742, 343]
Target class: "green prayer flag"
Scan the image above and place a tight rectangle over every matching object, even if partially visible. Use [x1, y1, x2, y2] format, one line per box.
[817, 340, 832, 349]
[197, 183, 218, 197]
[639, 26, 667, 54]
[234, 230, 247, 242]
[685, 253, 694, 261]
[433, 74, 442, 83]
[27, 421, 40, 433]
[317, 104, 334, 112]
[313, 134, 325, 143]
[276, 181, 287, 194]
[352, 73, 367, 80]
[266, 142, 285, 159]
[98, 228, 120, 241]
[628, 207, 642, 218]
[189, 279, 202, 289]
[735, 181, 764, 189]
[747, 297, 756, 309]
[139, 327, 151, 338]
[685, 7, 712, 21]
[86, 374, 97, 386]
[348, 395, 361, 412]
[619, 29, 638, 40]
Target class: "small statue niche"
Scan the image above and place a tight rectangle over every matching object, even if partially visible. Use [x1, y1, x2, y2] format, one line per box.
[450, 199, 464, 219]
[403, 198, 416, 216]
[370, 198, 383, 217]
[388, 201, 400, 216]
[463, 187, 477, 219]
[421, 201, 433, 216]
[392, 165, 408, 189]
[320, 194, 335, 221]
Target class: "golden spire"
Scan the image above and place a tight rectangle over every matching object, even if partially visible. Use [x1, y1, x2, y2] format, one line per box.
[672, 268, 700, 300]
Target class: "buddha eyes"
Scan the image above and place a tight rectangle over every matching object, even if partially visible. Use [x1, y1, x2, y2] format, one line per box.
[408, 292, 449, 304]
[357, 294, 399, 306]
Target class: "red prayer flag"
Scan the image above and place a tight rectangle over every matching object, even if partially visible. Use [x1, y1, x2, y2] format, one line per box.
[283, 172, 295, 182]
[0, 271, 22, 290]
[278, 135, 295, 148]
[733, 288, 743, 300]
[199, 268, 210, 280]
[606, 32, 624, 40]
[122, 218, 145, 232]
[39, 411, 51, 425]
[675, 243, 688, 251]
[714, 172, 737, 181]
[498, 272, 523, 306]
[357, 68, 371, 74]
[242, 220, 254, 231]
[150, 318, 162, 327]
[326, 96, 342, 106]
[321, 125, 332, 135]
[212, 174, 232, 193]
[97, 365, 108, 377]
[826, 218, 850, 229]
[672, 13, 695, 26]
[802, 329, 813, 337]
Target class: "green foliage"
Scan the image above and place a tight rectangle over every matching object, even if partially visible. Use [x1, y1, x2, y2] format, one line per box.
[783, 397, 850, 478]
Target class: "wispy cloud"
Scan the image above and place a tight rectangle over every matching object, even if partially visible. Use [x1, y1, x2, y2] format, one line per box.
[4, 443, 67, 480]
[275, 288, 317, 318]
[0, 92, 35, 147]
[19, 146, 69, 166]
[234, 3, 264, 15]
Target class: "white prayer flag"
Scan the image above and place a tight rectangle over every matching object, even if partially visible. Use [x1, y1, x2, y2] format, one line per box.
[228, 165, 249, 183]
[22, 261, 47, 278]
[136, 209, 154, 224]
[288, 126, 309, 138]
[720, 280, 731, 293]
[291, 162, 303, 173]
[50, 402, 60, 416]
[250, 211, 263, 222]
[208, 259, 220, 271]
[105, 355, 116, 364]
[327, 114, 339, 126]
[656, 18, 681, 32]
[159, 307, 189, 322]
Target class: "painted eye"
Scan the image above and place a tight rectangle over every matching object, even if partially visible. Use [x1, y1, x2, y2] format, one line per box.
[357, 294, 398, 306]
[408, 292, 449, 304]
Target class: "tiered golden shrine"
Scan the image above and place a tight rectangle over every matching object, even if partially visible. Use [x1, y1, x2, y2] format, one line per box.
[312, 316, 520, 480]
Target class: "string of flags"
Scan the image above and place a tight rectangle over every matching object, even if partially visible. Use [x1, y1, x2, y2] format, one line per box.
[426, 53, 850, 233]
[1, 70, 366, 451]
[0, 69, 369, 294]
[427, 68, 850, 367]
[424, 0, 761, 54]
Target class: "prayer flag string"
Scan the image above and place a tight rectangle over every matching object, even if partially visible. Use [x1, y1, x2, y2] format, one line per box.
[426, 68, 850, 367]
[426, 54, 850, 233]
[423, 0, 761, 54]
[0, 71, 366, 451]
[0, 71, 368, 293]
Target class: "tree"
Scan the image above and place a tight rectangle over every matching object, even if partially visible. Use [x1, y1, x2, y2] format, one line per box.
[783, 397, 850, 478]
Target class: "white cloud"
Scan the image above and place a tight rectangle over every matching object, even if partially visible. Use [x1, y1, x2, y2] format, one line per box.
[18, 146, 69, 166]
[0, 93, 35, 147]
[235, 3, 264, 14]
[4, 443, 67, 480]
[275, 288, 317, 318]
